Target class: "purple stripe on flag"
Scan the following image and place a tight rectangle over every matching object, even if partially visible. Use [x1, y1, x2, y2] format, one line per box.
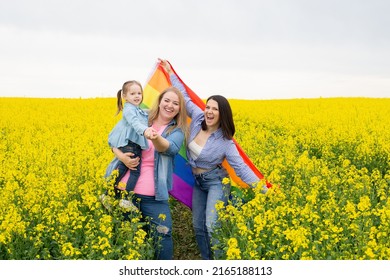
[169, 174, 194, 208]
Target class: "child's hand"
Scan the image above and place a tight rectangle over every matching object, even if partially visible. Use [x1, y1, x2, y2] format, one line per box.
[144, 127, 152, 138]
[144, 127, 158, 139]
[149, 128, 158, 139]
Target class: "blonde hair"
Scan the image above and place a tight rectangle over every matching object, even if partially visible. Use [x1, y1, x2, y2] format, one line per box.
[148, 86, 189, 141]
[116, 80, 143, 115]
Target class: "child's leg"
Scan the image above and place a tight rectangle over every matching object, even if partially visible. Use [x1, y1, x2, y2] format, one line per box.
[113, 160, 130, 199]
[121, 141, 142, 196]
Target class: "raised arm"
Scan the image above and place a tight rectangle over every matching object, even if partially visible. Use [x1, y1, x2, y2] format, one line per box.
[158, 59, 203, 118]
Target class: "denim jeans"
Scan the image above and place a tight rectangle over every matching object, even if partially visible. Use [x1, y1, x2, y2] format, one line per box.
[115, 140, 142, 194]
[192, 166, 231, 259]
[130, 194, 173, 260]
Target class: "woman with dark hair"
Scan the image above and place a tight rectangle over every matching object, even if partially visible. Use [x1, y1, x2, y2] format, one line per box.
[159, 59, 266, 259]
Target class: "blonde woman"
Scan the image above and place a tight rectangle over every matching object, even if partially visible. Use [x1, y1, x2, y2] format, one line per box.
[106, 86, 188, 260]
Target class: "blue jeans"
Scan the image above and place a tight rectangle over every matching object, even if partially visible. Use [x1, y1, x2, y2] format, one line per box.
[115, 141, 142, 195]
[130, 194, 173, 260]
[192, 166, 231, 259]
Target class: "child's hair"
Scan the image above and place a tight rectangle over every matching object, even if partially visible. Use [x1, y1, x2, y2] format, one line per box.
[116, 80, 143, 115]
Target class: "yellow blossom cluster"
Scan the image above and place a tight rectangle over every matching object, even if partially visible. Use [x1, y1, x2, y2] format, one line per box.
[1, 97, 389, 260]
[0, 98, 154, 259]
[214, 98, 390, 260]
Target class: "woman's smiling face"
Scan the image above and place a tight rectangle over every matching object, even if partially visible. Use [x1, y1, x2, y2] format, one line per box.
[204, 99, 220, 129]
[159, 90, 180, 121]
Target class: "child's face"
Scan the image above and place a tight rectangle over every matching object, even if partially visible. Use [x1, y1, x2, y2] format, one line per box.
[123, 84, 142, 106]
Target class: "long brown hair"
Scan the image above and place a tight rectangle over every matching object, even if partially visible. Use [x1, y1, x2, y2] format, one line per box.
[115, 80, 143, 115]
[201, 95, 235, 139]
[148, 86, 189, 141]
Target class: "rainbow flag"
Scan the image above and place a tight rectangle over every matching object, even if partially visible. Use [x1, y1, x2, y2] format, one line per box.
[140, 61, 271, 208]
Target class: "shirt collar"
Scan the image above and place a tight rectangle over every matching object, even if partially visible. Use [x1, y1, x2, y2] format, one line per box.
[212, 128, 224, 139]
[124, 102, 147, 115]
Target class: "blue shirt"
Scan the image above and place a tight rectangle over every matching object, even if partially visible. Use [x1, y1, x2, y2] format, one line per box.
[170, 74, 259, 185]
[153, 120, 185, 200]
[105, 119, 184, 201]
[108, 102, 149, 149]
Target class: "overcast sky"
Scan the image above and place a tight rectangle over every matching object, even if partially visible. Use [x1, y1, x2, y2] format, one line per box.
[1, 0, 389, 99]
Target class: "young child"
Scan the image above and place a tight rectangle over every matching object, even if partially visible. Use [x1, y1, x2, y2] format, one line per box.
[103, 80, 151, 210]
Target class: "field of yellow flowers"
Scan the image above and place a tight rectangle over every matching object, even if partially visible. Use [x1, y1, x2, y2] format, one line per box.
[1, 97, 389, 260]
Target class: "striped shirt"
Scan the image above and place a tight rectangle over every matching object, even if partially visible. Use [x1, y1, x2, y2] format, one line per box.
[170, 74, 259, 185]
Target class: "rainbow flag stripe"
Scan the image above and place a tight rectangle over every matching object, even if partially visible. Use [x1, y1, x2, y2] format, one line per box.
[141, 61, 270, 208]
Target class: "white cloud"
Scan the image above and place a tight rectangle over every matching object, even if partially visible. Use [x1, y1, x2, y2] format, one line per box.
[0, 0, 390, 99]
